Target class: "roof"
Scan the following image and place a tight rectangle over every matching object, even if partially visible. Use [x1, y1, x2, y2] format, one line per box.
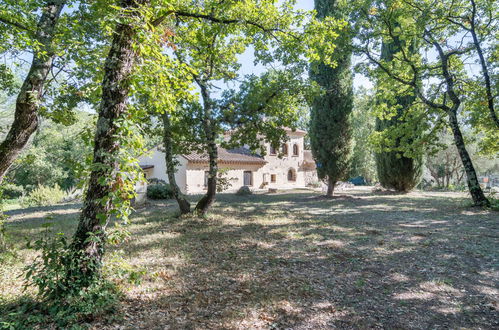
[224, 127, 307, 137]
[283, 127, 307, 135]
[182, 147, 267, 165]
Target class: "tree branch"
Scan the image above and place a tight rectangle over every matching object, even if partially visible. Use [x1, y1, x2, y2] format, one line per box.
[0, 15, 31, 33]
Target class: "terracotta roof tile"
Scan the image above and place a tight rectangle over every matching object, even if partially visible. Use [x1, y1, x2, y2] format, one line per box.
[183, 147, 267, 165]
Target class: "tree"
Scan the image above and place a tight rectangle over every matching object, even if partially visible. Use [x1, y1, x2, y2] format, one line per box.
[310, 0, 353, 197]
[0, 0, 66, 184]
[6, 112, 93, 191]
[349, 87, 377, 183]
[135, 1, 339, 216]
[67, 0, 341, 285]
[372, 25, 424, 192]
[358, 0, 492, 206]
[426, 133, 465, 189]
[70, 0, 151, 280]
[161, 112, 191, 214]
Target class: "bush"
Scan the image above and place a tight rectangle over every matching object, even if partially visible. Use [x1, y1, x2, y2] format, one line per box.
[236, 186, 252, 196]
[147, 178, 167, 185]
[21, 184, 65, 207]
[1, 183, 24, 199]
[488, 191, 499, 211]
[307, 181, 322, 188]
[146, 183, 174, 200]
[2, 229, 122, 328]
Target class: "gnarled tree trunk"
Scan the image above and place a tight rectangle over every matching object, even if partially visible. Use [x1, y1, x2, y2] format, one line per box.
[162, 112, 190, 215]
[71, 0, 148, 276]
[0, 0, 65, 184]
[448, 110, 489, 206]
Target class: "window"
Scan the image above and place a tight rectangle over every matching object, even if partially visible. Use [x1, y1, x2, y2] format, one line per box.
[243, 171, 253, 186]
[271, 174, 277, 183]
[269, 145, 277, 155]
[281, 143, 288, 156]
[292, 144, 299, 156]
[287, 169, 296, 182]
[204, 171, 209, 187]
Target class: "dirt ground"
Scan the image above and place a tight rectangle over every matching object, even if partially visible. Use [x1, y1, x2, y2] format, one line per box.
[2, 187, 498, 329]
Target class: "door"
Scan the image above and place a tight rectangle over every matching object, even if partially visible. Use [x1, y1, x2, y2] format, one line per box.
[243, 171, 252, 186]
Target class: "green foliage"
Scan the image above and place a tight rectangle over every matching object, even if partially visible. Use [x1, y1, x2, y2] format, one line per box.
[310, 0, 353, 187]
[374, 104, 424, 191]
[357, 0, 496, 202]
[8, 112, 94, 191]
[146, 183, 174, 200]
[375, 150, 423, 192]
[21, 185, 65, 207]
[216, 168, 237, 193]
[349, 87, 377, 183]
[489, 194, 499, 212]
[0, 190, 6, 253]
[370, 17, 424, 192]
[10, 228, 122, 328]
[236, 186, 252, 196]
[1, 183, 24, 199]
[221, 69, 316, 155]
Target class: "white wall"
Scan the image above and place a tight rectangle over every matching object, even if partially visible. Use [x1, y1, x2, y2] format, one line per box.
[138, 147, 188, 193]
[139, 131, 317, 195]
[258, 132, 308, 189]
[186, 163, 264, 194]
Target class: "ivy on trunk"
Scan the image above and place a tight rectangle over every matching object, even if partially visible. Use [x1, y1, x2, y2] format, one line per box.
[71, 0, 150, 278]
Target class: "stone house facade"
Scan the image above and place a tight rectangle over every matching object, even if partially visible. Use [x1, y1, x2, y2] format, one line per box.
[138, 128, 317, 194]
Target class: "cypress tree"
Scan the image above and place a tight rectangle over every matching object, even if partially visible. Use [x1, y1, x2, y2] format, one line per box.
[310, 0, 353, 196]
[374, 33, 423, 192]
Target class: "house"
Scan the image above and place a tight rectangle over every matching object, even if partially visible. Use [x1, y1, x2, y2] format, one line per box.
[138, 128, 318, 194]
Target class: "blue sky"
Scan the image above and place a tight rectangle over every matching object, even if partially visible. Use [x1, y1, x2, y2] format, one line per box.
[234, 0, 373, 91]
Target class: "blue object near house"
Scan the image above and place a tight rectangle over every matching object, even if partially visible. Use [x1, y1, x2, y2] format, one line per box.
[349, 176, 366, 186]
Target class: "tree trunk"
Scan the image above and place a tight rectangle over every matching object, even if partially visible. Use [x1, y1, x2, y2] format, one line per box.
[326, 177, 335, 197]
[0, 0, 65, 184]
[195, 82, 218, 216]
[161, 112, 190, 215]
[195, 142, 217, 216]
[469, 0, 498, 128]
[448, 111, 490, 206]
[70, 0, 147, 276]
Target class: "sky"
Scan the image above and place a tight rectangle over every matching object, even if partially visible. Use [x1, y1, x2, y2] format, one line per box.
[235, 0, 373, 90]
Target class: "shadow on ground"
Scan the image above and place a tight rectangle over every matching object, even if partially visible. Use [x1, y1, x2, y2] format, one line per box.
[3, 189, 498, 329]
[107, 190, 498, 329]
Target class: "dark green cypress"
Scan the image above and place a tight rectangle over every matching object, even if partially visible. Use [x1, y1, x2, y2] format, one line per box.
[309, 0, 353, 196]
[375, 35, 423, 192]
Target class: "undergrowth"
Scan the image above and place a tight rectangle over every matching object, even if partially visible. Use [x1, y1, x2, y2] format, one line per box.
[0, 224, 143, 329]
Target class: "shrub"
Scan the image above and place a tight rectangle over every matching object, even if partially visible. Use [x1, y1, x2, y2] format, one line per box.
[488, 191, 499, 211]
[1, 183, 24, 199]
[217, 168, 237, 192]
[5, 229, 123, 328]
[307, 181, 322, 188]
[147, 178, 167, 185]
[21, 184, 65, 207]
[236, 186, 252, 196]
[146, 183, 174, 200]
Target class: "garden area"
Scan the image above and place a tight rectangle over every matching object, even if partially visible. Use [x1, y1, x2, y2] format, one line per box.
[1, 188, 497, 328]
[1, 0, 498, 328]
